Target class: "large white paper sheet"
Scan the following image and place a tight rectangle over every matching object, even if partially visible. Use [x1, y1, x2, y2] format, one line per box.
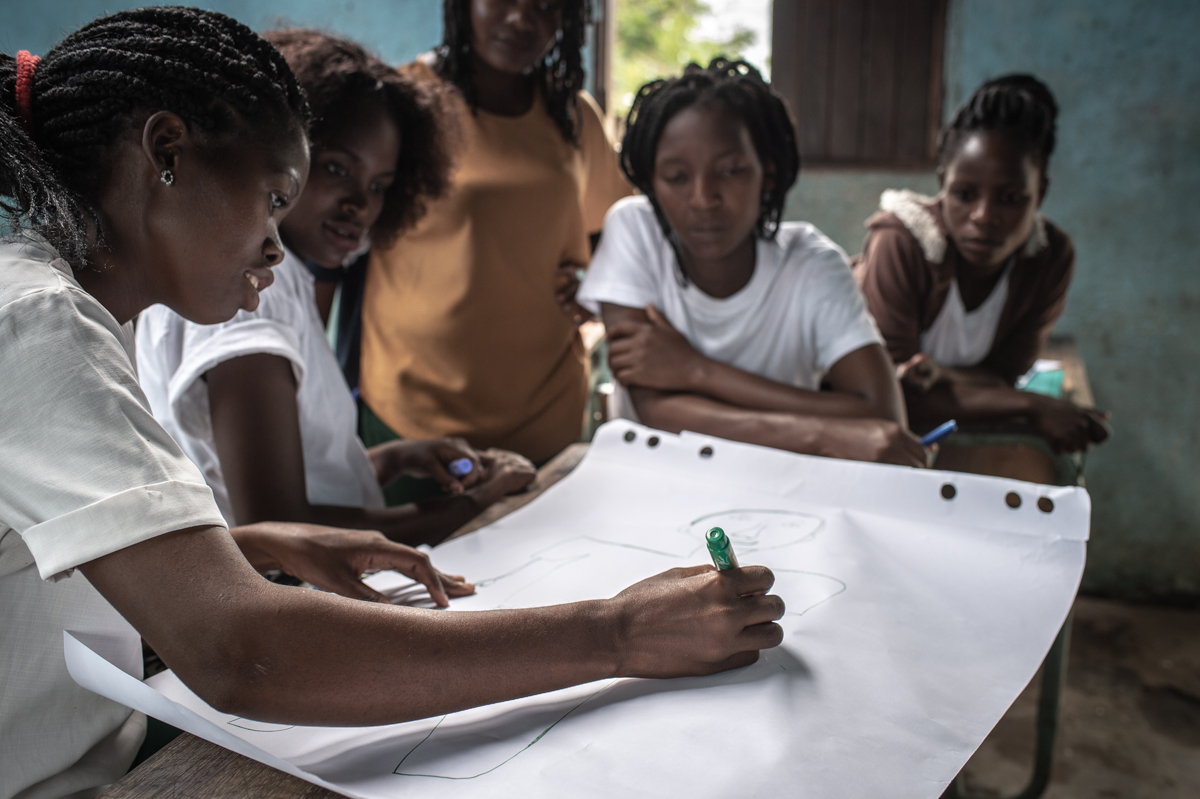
[66, 421, 1088, 798]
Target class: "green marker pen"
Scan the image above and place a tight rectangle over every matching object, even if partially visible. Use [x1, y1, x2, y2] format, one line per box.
[706, 526, 739, 571]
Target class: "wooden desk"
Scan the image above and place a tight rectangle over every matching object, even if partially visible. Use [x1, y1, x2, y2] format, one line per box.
[100, 444, 591, 799]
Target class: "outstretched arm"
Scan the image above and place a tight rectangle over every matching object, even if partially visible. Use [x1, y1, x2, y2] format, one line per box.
[81, 525, 784, 725]
[206, 353, 534, 546]
[603, 303, 906, 424]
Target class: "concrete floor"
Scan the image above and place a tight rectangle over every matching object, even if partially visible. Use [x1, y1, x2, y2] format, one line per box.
[955, 596, 1200, 798]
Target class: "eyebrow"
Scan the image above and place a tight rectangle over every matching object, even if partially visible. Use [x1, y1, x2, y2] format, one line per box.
[323, 145, 362, 164]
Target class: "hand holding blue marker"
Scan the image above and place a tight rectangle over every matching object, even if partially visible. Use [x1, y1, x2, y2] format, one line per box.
[920, 419, 958, 447]
[447, 458, 474, 478]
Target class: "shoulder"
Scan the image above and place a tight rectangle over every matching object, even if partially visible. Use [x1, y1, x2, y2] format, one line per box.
[0, 237, 122, 337]
[1035, 217, 1074, 267]
[867, 189, 946, 264]
[604, 195, 659, 232]
[400, 57, 440, 84]
[0, 235, 78, 305]
[772, 222, 852, 280]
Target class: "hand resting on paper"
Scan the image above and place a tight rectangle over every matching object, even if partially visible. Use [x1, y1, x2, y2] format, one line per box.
[83, 524, 785, 725]
[230, 522, 475, 606]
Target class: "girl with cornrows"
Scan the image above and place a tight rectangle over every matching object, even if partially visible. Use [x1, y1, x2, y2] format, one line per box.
[856, 74, 1110, 453]
[136, 29, 536, 543]
[356, 0, 632, 490]
[579, 59, 929, 467]
[0, 10, 782, 799]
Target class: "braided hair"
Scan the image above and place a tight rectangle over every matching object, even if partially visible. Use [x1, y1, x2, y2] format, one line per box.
[937, 74, 1058, 173]
[435, 0, 591, 144]
[265, 29, 455, 246]
[621, 58, 800, 244]
[0, 6, 309, 267]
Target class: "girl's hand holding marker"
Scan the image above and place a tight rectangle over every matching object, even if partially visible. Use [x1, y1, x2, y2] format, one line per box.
[920, 419, 958, 448]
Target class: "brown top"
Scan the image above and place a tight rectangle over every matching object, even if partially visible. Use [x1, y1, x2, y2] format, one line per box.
[855, 190, 1075, 385]
[359, 61, 631, 463]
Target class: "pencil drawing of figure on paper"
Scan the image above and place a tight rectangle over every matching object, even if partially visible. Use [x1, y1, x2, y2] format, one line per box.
[381, 508, 848, 781]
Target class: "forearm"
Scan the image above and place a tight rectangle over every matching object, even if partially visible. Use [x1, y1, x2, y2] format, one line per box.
[906, 382, 1036, 428]
[632, 388, 832, 456]
[212, 584, 616, 725]
[89, 529, 615, 725]
[237, 496, 486, 548]
[938, 365, 1010, 388]
[688, 359, 881, 419]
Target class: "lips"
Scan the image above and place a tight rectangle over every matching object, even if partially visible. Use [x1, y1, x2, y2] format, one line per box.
[322, 219, 365, 252]
[244, 266, 274, 293]
[959, 238, 1003, 257]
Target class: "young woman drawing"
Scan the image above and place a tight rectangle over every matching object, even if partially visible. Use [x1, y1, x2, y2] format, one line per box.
[0, 11, 782, 798]
[356, 0, 633, 490]
[856, 75, 1110, 453]
[136, 29, 535, 544]
[578, 59, 928, 467]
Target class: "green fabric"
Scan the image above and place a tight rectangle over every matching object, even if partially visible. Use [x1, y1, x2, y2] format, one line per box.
[1020, 368, 1066, 398]
[358, 402, 447, 506]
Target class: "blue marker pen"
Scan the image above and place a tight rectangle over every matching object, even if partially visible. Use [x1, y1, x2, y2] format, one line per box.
[447, 458, 474, 478]
[920, 419, 958, 447]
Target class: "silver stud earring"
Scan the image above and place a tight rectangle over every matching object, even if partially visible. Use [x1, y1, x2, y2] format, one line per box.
[160, 169, 175, 186]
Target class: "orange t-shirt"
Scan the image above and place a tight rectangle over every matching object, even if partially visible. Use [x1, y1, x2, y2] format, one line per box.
[360, 62, 631, 463]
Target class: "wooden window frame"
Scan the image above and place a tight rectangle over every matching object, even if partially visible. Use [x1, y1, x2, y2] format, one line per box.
[771, 0, 948, 168]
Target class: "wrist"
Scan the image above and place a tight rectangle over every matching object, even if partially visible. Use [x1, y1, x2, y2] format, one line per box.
[593, 598, 626, 679]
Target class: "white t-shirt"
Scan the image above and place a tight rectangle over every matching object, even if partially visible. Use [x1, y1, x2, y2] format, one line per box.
[0, 235, 227, 799]
[578, 196, 882, 420]
[920, 262, 1014, 368]
[136, 247, 384, 526]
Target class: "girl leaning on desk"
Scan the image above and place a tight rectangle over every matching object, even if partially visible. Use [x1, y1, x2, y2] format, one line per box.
[0, 9, 784, 799]
[854, 75, 1110, 453]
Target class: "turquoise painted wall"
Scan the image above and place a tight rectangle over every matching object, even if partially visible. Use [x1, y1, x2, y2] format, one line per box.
[0, 1, 441, 67]
[786, 0, 1200, 603]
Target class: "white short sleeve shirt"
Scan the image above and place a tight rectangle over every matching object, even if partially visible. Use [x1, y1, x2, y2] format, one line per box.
[0, 235, 228, 799]
[136, 247, 384, 526]
[578, 196, 882, 419]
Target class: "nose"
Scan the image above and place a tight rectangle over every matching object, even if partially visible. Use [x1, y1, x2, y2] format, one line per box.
[969, 195, 996, 228]
[341, 183, 370, 218]
[689, 174, 720, 211]
[263, 223, 284, 267]
[506, 0, 536, 30]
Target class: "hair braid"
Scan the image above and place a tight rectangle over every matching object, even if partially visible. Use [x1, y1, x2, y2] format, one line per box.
[621, 57, 800, 244]
[0, 6, 310, 266]
[434, 0, 591, 144]
[937, 74, 1058, 173]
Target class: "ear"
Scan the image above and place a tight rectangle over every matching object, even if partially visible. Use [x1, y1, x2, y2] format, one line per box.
[936, 165, 946, 191]
[1037, 173, 1050, 208]
[140, 111, 189, 182]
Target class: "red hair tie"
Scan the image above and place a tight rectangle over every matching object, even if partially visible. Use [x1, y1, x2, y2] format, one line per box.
[15, 50, 41, 136]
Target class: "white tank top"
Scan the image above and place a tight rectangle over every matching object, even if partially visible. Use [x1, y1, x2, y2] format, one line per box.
[920, 261, 1013, 367]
